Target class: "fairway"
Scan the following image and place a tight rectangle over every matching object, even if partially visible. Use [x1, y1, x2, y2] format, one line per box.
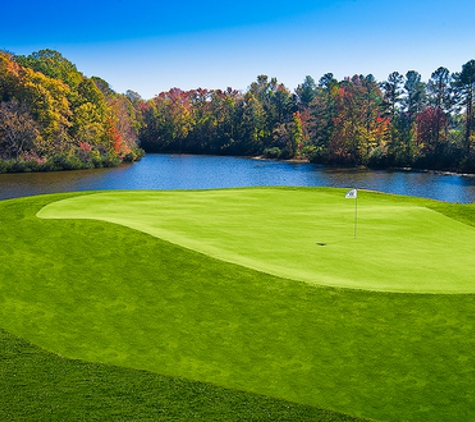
[38, 187, 475, 293]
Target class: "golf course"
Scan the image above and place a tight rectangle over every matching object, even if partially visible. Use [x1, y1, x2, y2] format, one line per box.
[2, 186, 475, 421]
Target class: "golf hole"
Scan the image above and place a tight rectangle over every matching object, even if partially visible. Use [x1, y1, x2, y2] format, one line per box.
[316, 243, 327, 247]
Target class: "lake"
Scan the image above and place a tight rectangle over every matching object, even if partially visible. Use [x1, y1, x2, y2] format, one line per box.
[1, 153, 475, 203]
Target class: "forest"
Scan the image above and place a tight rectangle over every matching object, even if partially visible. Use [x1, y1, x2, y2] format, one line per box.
[2, 49, 475, 173]
[0, 50, 144, 172]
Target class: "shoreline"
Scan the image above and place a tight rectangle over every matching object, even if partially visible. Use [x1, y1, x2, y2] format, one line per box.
[386, 166, 475, 178]
[251, 155, 475, 177]
[2, 152, 475, 178]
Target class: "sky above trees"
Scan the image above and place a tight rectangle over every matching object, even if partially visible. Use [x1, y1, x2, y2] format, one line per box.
[3, 0, 475, 99]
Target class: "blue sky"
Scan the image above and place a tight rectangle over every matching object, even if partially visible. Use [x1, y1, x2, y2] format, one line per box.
[3, 0, 475, 99]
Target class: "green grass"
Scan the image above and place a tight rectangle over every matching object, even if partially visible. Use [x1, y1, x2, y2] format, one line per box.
[1, 188, 475, 421]
[0, 327, 364, 421]
[38, 187, 475, 293]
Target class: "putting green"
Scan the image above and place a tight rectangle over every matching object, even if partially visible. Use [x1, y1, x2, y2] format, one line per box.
[37, 187, 475, 293]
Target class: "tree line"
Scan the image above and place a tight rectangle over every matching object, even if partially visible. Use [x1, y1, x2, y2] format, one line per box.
[0, 50, 144, 173]
[139, 61, 475, 173]
[2, 49, 475, 174]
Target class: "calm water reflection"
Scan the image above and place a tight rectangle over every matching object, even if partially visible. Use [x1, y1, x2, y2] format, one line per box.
[1, 153, 475, 203]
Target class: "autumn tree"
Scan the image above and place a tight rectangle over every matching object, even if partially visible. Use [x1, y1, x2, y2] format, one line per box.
[291, 111, 304, 157]
[0, 99, 40, 159]
[326, 75, 389, 165]
[15, 67, 72, 155]
[248, 75, 295, 142]
[16, 49, 82, 89]
[0, 50, 142, 172]
[416, 107, 449, 157]
[0, 51, 22, 102]
[209, 88, 241, 154]
[70, 77, 109, 153]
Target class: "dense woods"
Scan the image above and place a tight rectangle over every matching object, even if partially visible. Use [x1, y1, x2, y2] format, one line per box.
[139, 63, 475, 173]
[0, 50, 143, 172]
[2, 49, 475, 173]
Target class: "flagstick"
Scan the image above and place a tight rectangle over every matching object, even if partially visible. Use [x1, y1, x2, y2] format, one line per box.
[345, 189, 358, 239]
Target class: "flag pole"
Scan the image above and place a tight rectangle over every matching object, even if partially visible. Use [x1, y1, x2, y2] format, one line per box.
[345, 188, 358, 239]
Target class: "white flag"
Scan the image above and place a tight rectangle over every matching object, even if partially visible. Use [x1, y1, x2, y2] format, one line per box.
[345, 189, 357, 199]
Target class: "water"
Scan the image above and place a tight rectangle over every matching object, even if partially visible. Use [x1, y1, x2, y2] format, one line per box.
[1, 153, 475, 203]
